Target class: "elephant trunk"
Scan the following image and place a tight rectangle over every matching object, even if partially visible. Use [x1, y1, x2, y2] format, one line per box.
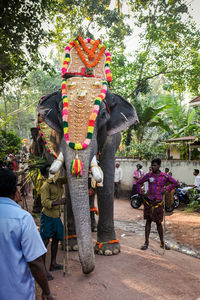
[68, 175, 95, 274]
[61, 138, 96, 274]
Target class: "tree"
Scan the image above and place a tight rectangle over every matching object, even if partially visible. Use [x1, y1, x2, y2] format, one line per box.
[49, 0, 132, 52]
[0, 130, 22, 160]
[128, 0, 200, 96]
[0, 0, 55, 89]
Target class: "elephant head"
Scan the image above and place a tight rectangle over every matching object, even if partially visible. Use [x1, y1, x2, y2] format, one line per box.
[37, 81, 138, 274]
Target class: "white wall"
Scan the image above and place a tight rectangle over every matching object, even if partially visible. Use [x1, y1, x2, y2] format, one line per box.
[116, 158, 200, 192]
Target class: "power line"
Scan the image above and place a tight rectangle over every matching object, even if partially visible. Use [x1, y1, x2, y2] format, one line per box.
[185, 0, 195, 6]
[7, 101, 38, 116]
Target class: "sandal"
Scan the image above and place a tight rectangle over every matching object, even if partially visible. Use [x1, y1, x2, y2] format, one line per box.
[160, 243, 170, 250]
[141, 243, 149, 250]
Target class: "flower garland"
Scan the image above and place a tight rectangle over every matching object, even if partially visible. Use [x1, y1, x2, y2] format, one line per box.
[61, 37, 111, 177]
[61, 37, 112, 82]
[74, 40, 105, 69]
[78, 36, 99, 61]
[62, 79, 108, 150]
[37, 113, 58, 158]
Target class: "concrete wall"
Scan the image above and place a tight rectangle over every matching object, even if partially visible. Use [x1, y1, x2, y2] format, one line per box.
[116, 158, 200, 192]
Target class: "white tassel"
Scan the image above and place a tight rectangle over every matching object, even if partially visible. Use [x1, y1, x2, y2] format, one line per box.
[49, 152, 64, 174]
[90, 155, 103, 185]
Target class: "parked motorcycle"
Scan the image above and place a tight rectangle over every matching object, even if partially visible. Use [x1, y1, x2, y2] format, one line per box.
[173, 185, 193, 208]
[130, 193, 175, 212]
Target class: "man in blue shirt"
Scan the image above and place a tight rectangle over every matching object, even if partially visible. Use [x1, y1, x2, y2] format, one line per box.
[0, 168, 53, 300]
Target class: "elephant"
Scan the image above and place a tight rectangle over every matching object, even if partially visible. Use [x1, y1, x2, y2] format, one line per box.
[33, 81, 138, 274]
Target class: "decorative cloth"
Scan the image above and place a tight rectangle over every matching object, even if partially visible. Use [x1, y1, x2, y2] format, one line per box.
[62, 36, 112, 82]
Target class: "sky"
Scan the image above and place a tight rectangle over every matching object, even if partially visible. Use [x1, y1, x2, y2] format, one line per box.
[41, 0, 200, 59]
[124, 0, 200, 55]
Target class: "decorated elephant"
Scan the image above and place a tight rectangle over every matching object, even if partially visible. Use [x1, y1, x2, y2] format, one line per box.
[33, 36, 138, 274]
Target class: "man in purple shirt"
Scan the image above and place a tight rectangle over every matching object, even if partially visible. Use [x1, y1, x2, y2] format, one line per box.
[137, 158, 178, 251]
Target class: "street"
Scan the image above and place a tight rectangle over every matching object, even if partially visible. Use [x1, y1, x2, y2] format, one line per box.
[35, 198, 200, 300]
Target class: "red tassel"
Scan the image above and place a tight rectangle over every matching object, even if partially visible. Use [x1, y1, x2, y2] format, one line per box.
[70, 156, 83, 178]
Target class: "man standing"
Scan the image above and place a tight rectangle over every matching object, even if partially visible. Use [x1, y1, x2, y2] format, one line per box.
[0, 168, 53, 300]
[114, 162, 123, 198]
[40, 167, 67, 280]
[164, 167, 169, 174]
[131, 164, 144, 196]
[137, 158, 178, 250]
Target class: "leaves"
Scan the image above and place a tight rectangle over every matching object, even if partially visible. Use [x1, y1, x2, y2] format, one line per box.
[0, 130, 22, 160]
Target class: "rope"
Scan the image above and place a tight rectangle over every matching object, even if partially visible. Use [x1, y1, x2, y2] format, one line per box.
[65, 234, 77, 239]
[63, 204, 70, 276]
[90, 206, 99, 215]
[162, 193, 166, 255]
[96, 239, 119, 250]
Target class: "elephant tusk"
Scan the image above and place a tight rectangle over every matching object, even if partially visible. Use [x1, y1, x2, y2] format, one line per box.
[90, 155, 103, 185]
[49, 152, 64, 174]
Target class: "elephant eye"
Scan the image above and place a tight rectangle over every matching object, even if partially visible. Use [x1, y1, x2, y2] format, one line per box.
[92, 81, 101, 88]
[67, 81, 77, 89]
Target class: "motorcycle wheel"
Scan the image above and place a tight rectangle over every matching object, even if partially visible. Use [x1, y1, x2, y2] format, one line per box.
[130, 195, 142, 209]
[184, 195, 190, 204]
[174, 195, 180, 208]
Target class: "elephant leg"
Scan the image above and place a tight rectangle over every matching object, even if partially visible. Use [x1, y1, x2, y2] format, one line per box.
[89, 192, 97, 232]
[95, 133, 121, 256]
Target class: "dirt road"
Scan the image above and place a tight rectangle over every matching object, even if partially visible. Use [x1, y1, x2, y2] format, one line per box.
[35, 198, 200, 300]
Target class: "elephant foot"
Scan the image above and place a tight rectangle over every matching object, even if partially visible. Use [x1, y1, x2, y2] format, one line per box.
[94, 239, 120, 256]
[61, 235, 78, 251]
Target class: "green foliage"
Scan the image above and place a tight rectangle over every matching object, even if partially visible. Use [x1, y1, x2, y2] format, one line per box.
[49, 0, 131, 52]
[0, 113, 13, 129]
[131, 142, 166, 160]
[28, 156, 48, 170]
[0, 61, 61, 138]
[131, 96, 170, 144]
[117, 140, 166, 160]
[1, 0, 200, 160]
[186, 189, 200, 212]
[0, 130, 22, 160]
[123, 0, 200, 96]
[0, 0, 55, 88]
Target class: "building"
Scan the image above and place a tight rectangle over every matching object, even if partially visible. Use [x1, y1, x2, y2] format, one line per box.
[165, 136, 200, 160]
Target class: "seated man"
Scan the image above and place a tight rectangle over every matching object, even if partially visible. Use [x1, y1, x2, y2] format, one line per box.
[180, 169, 200, 193]
[193, 169, 200, 190]
[0, 168, 53, 300]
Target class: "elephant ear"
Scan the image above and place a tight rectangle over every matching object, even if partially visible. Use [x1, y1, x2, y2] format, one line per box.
[38, 90, 63, 134]
[105, 89, 139, 135]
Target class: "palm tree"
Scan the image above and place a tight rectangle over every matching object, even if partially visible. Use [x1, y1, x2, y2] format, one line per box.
[131, 97, 170, 144]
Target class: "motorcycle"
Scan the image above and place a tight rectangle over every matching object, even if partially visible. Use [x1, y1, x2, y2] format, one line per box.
[130, 193, 175, 212]
[173, 185, 193, 208]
